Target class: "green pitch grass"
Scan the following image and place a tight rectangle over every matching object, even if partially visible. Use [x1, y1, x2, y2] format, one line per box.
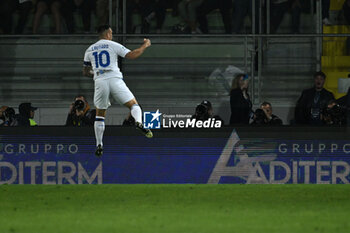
[0, 185, 349, 233]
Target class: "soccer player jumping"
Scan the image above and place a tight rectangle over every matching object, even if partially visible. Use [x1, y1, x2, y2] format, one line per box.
[83, 25, 153, 157]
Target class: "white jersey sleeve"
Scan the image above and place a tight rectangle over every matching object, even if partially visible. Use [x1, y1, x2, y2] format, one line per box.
[111, 42, 131, 58]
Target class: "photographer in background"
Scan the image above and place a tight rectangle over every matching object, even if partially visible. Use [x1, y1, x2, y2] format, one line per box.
[322, 100, 346, 125]
[0, 106, 17, 126]
[192, 100, 224, 124]
[16, 103, 38, 126]
[66, 95, 96, 126]
[251, 102, 283, 125]
[335, 85, 350, 125]
[122, 113, 136, 126]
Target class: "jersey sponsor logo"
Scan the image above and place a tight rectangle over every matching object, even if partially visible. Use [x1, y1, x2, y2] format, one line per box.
[144, 110, 162, 129]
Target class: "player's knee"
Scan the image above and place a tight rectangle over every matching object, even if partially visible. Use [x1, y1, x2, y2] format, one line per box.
[124, 99, 138, 109]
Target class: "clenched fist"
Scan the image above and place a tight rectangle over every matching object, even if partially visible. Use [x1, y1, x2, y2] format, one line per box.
[143, 38, 151, 48]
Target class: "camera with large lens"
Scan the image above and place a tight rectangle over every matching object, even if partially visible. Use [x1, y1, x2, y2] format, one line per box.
[1, 107, 14, 120]
[254, 108, 267, 124]
[1, 107, 16, 126]
[73, 100, 85, 112]
[323, 104, 346, 125]
[4, 107, 15, 120]
[194, 103, 210, 121]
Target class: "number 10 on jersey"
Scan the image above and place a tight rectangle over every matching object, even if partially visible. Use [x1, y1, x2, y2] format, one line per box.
[93, 50, 110, 68]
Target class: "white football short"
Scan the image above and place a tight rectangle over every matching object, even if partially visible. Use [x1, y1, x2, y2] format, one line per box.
[94, 77, 135, 109]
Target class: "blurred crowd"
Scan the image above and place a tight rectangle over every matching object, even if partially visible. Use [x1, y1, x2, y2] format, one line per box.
[1, 1, 350, 127]
[0, 95, 96, 127]
[229, 71, 350, 126]
[0, 103, 38, 126]
[0, 0, 349, 34]
[2, 71, 350, 127]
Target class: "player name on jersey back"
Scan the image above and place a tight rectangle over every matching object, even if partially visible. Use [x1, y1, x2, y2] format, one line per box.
[91, 44, 109, 51]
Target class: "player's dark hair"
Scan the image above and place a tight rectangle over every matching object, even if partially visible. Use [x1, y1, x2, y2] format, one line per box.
[314, 71, 326, 79]
[97, 24, 111, 35]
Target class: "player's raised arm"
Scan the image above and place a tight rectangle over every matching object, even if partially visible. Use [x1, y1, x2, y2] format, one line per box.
[125, 39, 151, 60]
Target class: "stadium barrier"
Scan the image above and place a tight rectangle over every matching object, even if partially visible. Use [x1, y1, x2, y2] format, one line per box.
[0, 127, 350, 184]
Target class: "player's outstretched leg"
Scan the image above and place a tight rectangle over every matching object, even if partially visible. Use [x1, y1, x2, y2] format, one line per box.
[126, 100, 153, 138]
[94, 112, 106, 157]
[132, 104, 153, 138]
